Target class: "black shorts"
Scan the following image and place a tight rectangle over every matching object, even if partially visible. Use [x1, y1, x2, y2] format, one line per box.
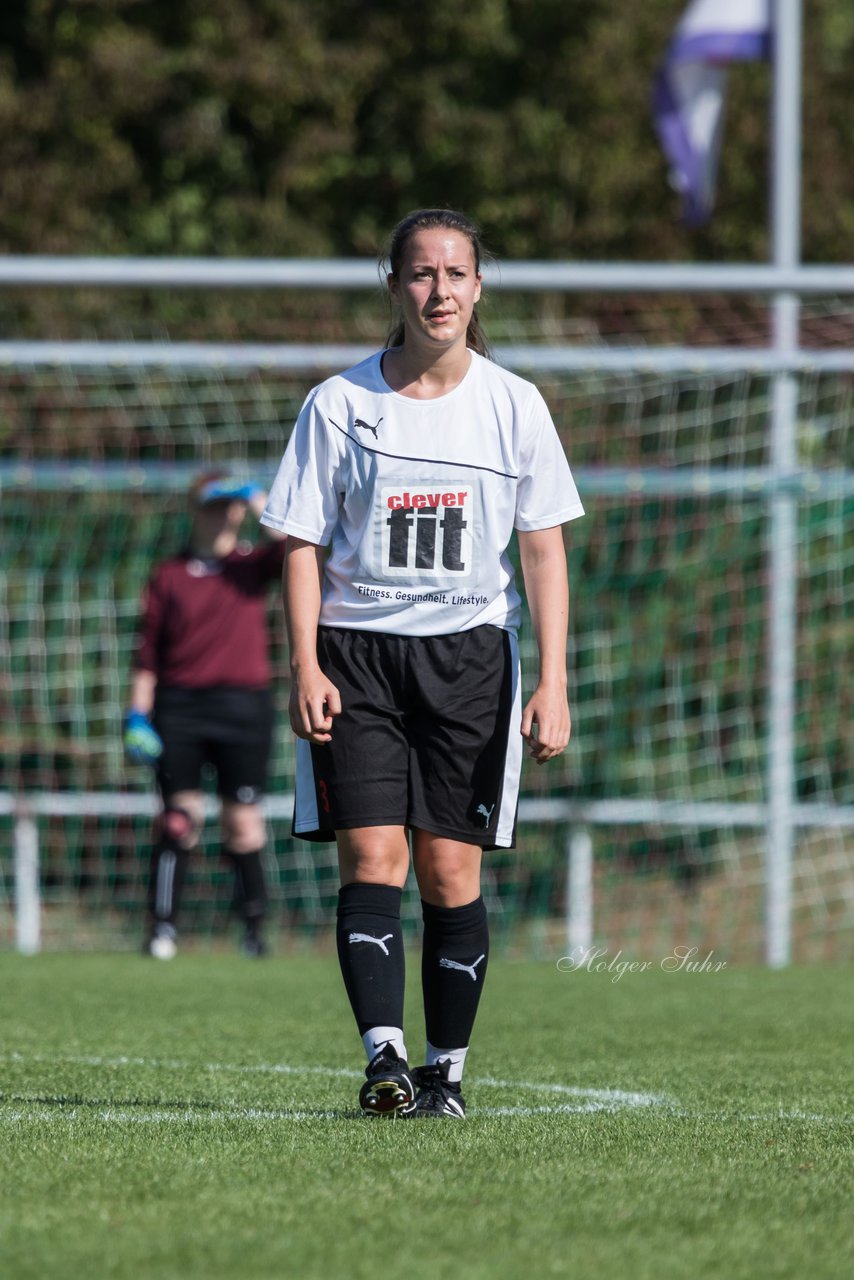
[293, 625, 522, 850]
[153, 685, 274, 804]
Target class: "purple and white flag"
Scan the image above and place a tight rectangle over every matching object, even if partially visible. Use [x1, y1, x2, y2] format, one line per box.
[653, 0, 771, 225]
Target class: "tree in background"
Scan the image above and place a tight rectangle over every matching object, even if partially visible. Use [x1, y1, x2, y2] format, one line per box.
[1, 0, 852, 266]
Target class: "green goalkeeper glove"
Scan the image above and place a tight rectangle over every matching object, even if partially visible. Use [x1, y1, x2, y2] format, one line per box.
[123, 710, 163, 766]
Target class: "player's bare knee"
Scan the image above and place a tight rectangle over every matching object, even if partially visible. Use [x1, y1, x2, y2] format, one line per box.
[413, 834, 482, 903]
[159, 805, 200, 850]
[416, 860, 481, 907]
[221, 800, 265, 852]
[339, 849, 409, 887]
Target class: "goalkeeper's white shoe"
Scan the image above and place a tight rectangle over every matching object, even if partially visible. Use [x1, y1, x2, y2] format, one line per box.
[146, 923, 177, 961]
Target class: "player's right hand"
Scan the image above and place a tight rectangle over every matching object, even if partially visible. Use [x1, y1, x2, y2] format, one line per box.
[123, 710, 163, 766]
[289, 667, 342, 745]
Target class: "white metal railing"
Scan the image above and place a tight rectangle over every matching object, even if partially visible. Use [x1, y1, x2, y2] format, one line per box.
[6, 792, 854, 958]
[2, 340, 854, 372]
[2, 462, 852, 498]
[1, 256, 854, 293]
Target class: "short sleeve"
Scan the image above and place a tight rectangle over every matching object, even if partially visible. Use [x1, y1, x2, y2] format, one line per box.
[261, 390, 345, 545]
[514, 390, 585, 531]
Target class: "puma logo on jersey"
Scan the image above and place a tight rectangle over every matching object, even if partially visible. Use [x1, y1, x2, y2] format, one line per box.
[354, 416, 383, 439]
[349, 932, 394, 955]
[439, 954, 486, 981]
[476, 802, 495, 826]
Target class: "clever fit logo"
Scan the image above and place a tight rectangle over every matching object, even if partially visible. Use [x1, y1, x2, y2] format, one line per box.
[381, 485, 473, 575]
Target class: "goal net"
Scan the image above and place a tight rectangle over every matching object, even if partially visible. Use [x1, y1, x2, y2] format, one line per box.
[1, 313, 852, 961]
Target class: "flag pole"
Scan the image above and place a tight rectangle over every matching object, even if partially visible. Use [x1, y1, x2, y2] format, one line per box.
[766, 0, 802, 967]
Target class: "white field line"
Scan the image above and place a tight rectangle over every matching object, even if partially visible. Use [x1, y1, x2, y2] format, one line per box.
[0, 1051, 669, 1103]
[3, 1051, 364, 1080]
[2, 1104, 633, 1123]
[0, 1053, 848, 1125]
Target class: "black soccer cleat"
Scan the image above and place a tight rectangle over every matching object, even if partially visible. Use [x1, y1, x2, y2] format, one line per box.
[358, 1045, 416, 1117]
[412, 1059, 467, 1119]
[240, 925, 267, 958]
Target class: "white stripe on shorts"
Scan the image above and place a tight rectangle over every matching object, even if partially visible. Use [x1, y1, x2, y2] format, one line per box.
[494, 631, 522, 848]
[294, 738, 321, 835]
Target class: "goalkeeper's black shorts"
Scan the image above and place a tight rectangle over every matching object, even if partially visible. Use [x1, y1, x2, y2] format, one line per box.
[153, 684, 274, 804]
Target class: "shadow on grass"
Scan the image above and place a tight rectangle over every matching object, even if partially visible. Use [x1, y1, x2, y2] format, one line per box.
[0, 1092, 373, 1121]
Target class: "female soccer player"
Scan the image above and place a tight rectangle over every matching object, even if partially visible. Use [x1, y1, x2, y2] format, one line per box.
[262, 209, 584, 1117]
[125, 472, 286, 959]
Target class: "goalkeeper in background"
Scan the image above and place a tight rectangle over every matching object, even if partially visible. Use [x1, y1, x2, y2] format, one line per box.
[124, 471, 286, 959]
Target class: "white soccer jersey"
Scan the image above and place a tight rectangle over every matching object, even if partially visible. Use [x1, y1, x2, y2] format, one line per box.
[261, 350, 584, 636]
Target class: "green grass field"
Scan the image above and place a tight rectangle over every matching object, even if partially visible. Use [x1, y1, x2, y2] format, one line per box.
[1, 951, 851, 1280]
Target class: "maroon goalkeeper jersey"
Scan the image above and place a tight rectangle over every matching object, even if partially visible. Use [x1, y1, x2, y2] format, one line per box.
[133, 541, 285, 689]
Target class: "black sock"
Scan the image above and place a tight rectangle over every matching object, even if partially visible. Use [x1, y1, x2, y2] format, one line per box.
[226, 848, 267, 932]
[421, 896, 489, 1052]
[148, 842, 189, 928]
[336, 883, 405, 1036]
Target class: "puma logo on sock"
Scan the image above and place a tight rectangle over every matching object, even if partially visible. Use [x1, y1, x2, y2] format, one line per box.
[349, 932, 394, 955]
[439, 954, 486, 981]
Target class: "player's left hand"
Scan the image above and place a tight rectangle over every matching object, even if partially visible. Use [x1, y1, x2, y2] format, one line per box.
[521, 684, 571, 765]
[123, 710, 163, 766]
